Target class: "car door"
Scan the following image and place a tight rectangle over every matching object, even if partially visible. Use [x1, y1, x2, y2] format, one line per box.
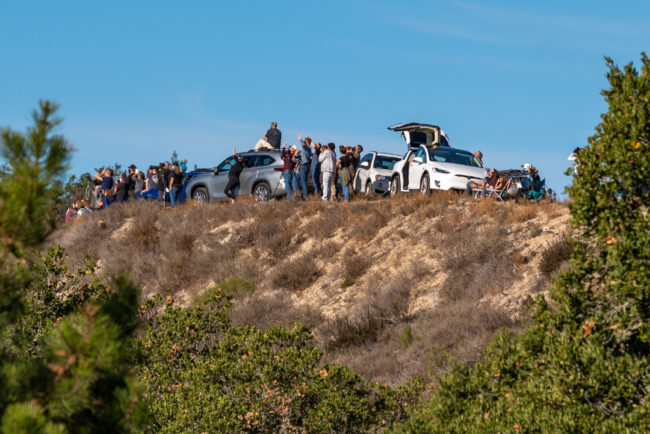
[238, 155, 258, 195]
[409, 146, 427, 189]
[209, 156, 236, 200]
[354, 153, 373, 192]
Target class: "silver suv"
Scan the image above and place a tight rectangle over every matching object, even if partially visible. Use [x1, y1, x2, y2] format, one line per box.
[184, 150, 286, 202]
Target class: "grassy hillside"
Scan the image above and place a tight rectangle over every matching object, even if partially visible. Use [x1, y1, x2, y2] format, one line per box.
[49, 194, 569, 384]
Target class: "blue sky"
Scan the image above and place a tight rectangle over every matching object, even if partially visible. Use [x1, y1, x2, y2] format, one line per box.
[1, 1, 649, 195]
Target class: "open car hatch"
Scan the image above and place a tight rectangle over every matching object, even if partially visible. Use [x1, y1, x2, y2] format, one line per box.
[388, 122, 450, 150]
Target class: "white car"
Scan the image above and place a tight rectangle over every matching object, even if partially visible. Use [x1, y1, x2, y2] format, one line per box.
[387, 123, 487, 194]
[353, 151, 401, 195]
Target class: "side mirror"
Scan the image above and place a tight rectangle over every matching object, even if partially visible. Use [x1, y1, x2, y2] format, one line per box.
[360, 161, 370, 169]
[413, 156, 423, 164]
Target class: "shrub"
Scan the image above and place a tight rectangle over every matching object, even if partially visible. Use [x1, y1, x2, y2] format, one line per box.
[538, 237, 574, 277]
[138, 278, 421, 432]
[270, 254, 321, 291]
[399, 54, 650, 432]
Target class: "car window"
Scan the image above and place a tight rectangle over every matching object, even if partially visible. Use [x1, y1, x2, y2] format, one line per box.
[217, 156, 236, 172]
[440, 135, 450, 147]
[361, 153, 373, 163]
[373, 156, 400, 170]
[255, 155, 276, 167]
[428, 148, 483, 168]
[415, 147, 427, 161]
[242, 156, 255, 168]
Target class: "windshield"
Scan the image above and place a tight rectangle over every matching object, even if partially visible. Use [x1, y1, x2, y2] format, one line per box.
[373, 155, 400, 170]
[428, 148, 483, 168]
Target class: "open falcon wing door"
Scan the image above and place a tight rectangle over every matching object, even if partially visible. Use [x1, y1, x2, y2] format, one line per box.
[388, 122, 450, 151]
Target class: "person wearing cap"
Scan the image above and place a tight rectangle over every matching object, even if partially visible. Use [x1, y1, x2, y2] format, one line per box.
[224, 148, 244, 204]
[280, 143, 299, 200]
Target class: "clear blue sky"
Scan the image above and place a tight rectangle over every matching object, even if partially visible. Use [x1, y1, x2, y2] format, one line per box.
[1, 1, 649, 195]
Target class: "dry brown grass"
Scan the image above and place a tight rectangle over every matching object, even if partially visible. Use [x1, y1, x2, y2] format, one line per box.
[47, 193, 568, 385]
[270, 254, 321, 291]
[508, 202, 539, 223]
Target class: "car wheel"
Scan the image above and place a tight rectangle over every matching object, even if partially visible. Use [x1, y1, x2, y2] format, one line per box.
[253, 182, 271, 202]
[192, 187, 209, 203]
[364, 180, 372, 195]
[390, 175, 400, 196]
[420, 173, 431, 195]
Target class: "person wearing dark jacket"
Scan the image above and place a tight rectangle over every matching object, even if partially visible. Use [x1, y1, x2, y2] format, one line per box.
[225, 148, 244, 204]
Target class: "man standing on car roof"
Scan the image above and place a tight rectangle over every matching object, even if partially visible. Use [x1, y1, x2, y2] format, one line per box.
[224, 148, 244, 204]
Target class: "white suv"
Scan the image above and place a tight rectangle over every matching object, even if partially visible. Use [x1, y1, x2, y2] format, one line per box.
[387, 123, 487, 194]
[353, 151, 401, 195]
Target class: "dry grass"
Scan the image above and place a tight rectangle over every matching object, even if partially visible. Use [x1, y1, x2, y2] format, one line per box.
[508, 202, 539, 223]
[270, 254, 321, 291]
[47, 193, 569, 385]
[539, 237, 574, 277]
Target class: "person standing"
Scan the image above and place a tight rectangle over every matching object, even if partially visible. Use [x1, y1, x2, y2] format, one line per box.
[158, 161, 171, 203]
[126, 164, 137, 200]
[337, 146, 353, 201]
[281, 144, 299, 200]
[168, 164, 183, 207]
[297, 134, 313, 199]
[254, 121, 282, 151]
[134, 171, 146, 199]
[319, 143, 336, 201]
[310, 142, 322, 196]
[224, 148, 244, 204]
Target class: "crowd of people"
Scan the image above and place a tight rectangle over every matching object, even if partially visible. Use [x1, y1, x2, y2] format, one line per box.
[65, 121, 549, 221]
[226, 122, 365, 202]
[64, 161, 189, 221]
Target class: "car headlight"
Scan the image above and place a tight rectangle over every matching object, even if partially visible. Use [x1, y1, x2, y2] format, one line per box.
[434, 168, 450, 174]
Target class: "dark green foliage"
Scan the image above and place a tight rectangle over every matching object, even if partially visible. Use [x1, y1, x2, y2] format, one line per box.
[0, 102, 146, 433]
[0, 100, 71, 246]
[398, 55, 650, 431]
[139, 278, 422, 432]
[1, 251, 146, 433]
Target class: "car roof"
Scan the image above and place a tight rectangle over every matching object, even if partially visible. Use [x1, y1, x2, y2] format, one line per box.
[372, 151, 401, 158]
[421, 145, 474, 155]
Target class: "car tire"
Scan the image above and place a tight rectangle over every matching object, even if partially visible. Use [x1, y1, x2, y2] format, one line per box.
[364, 180, 372, 195]
[253, 182, 271, 202]
[390, 175, 401, 196]
[420, 173, 431, 195]
[192, 187, 209, 203]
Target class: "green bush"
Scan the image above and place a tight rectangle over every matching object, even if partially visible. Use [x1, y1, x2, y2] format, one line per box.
[398, 54, 650, 432]
[138, 278, 422, 432]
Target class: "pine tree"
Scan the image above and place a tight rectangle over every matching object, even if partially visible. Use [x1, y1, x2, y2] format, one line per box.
[0, 100, 71, 247]
[0, 102, 147, 432]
